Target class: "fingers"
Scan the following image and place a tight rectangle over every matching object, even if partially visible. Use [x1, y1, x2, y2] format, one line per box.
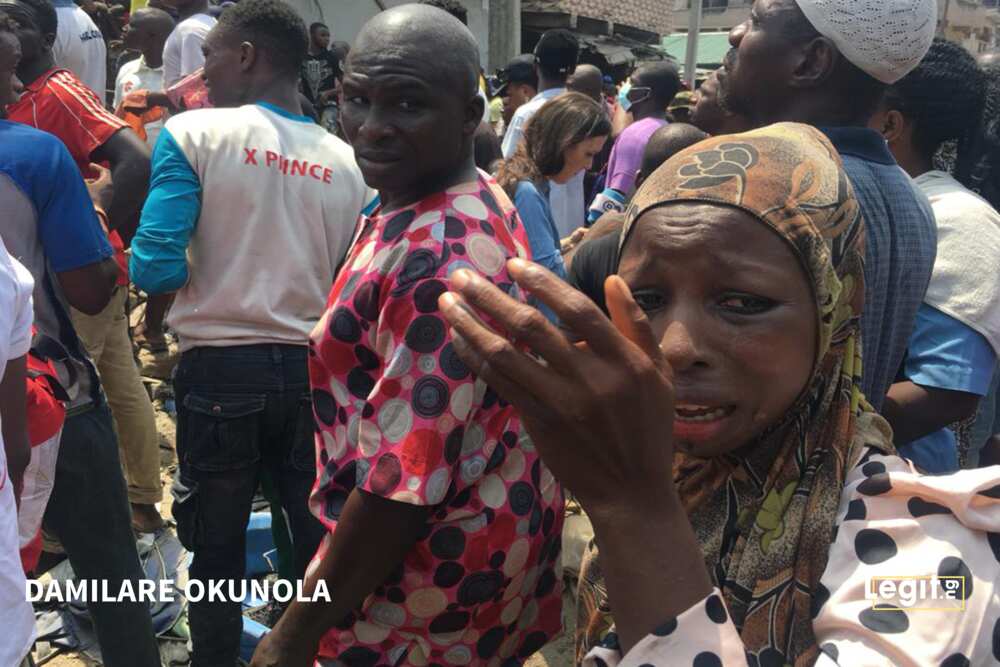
[438, 291, 562, 407]
[449, 331, 551, 422]
[448, 266, 578, 373]
[604, 276, 667, 373]
[506, 259, 626, 358]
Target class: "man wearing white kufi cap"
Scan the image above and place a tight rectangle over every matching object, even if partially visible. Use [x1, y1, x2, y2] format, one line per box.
[709, 0, 938, 412]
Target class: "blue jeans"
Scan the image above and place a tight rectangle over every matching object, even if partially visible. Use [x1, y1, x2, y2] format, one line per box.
[43, 400, 160, 667]
[172, 344, 326, 667]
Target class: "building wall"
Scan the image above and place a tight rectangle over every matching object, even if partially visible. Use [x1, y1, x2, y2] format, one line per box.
[671, 0, 999, 53]
[525, 0, 673, 35]
[672, 0, 749, 33]
[284, 0, 494, 69]
[940, 0, 1000, 53]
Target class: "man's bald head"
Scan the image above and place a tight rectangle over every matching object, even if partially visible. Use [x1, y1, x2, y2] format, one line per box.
[567, 64, 603, 102]
[350, 3, 479, 99]
[130, 7, 174, 37]
[636, 123, 708, 189]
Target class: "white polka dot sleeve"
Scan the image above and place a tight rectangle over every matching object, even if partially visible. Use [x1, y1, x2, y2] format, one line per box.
[584, 452, 1000, 666]
[811, 452, 1000, 665]
[583, 590, 750, 667]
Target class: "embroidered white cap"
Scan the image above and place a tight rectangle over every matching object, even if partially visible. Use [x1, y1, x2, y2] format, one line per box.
[794, 0, 937, 84]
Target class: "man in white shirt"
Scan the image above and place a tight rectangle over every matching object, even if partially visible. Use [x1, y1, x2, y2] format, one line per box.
[130, 2, 371, 663]
[501, 29, 585, 237]
[114, 7, 173, 145]
[50, 0, 106, 98]
[161, 0, 214, 86]
[0, 240, 36, 667]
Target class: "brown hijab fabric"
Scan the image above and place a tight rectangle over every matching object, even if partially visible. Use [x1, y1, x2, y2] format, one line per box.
[576, 123, 894, 665]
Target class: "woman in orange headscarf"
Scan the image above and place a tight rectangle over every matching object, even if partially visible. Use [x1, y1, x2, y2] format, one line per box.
[438, 123, 1000, 666]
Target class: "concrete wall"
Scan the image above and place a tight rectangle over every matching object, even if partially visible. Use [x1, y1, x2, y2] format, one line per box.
[285, 0, 495, 69]
[524, 0, 672, 35]
[670, 0, 1000, 55]
[671, 0, 749, 33]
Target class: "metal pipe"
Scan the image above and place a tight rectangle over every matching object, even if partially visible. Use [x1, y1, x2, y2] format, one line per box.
[685, 0, 704, 89]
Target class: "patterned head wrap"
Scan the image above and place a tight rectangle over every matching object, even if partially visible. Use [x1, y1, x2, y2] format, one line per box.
[577, 123, 894, 664]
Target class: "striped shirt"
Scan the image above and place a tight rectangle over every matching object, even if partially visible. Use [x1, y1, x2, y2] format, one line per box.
[6, 67, 127, 174]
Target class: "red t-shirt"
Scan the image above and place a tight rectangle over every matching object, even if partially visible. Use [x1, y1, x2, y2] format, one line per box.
[7, 68, 131, 285]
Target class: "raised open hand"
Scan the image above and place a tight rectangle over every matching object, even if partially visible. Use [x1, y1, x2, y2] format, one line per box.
[439, 258, 679, 522]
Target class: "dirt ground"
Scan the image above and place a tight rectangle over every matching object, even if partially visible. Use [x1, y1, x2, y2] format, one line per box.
[33, 344, 583, 667]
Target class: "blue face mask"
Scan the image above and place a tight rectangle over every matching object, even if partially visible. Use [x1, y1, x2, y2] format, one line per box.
[617, 80, 651, 113]
[617, 81, 633, 112]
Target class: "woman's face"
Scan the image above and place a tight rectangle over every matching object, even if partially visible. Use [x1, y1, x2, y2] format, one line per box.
[552, 135, 607, 184]
[617, 203, 817, 458]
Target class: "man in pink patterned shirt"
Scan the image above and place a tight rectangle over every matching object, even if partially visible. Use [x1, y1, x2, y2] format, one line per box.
[249, 6, 564, 667]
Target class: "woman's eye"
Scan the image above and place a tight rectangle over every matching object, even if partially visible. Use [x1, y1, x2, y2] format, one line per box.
[631, 290, 666, 313]
[345, 95, 367, 106]
[399, 99, 419, 110]
[718, 294, 776, 315]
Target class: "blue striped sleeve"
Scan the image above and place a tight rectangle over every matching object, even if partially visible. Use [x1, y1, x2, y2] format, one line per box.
[130, 127, 201, 294]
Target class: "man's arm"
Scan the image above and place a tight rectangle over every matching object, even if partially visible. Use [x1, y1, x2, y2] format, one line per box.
[883, 305, 996, 446]
[56, 258, 119, 315]
[0, 355, 30, 506]
[250, 491, 430, 666]
[883, 382, 982, 445]
[91, 128, 152, 242]
[129, 128, 201, 295]
[35, 135, 118, 314]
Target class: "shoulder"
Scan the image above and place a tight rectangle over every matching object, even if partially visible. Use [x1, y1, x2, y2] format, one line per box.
[376, 179, 528, 280]
[116, 57, 141, 79]
[0, 122, 76, 189]
[514, 179, 541, 200]
[187, 14, 217, 31]
[164, 106, 238, 138]
[46, 70, 122, 120]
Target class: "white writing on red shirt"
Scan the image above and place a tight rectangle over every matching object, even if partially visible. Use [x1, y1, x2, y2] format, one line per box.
[243, 147, 333, 184]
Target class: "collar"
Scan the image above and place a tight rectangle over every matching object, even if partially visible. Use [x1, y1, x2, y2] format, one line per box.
[135, 56, 163, 73]
[21, 67, 66, 94]
[817, 126, 896, 166]
[530, 87, 566, 103]
[256, 101, 315, 124]
[49, 0, 77, 7]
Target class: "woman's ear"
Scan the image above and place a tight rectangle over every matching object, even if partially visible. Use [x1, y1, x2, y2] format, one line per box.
[881, 110, 908, 145]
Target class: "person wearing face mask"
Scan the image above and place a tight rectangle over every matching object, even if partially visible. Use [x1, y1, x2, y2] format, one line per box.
[496, 92, 610, 322]
[587, 62, 681, 224]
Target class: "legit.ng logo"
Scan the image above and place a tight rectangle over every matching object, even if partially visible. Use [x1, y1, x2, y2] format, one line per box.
[866, 575, 966, 611]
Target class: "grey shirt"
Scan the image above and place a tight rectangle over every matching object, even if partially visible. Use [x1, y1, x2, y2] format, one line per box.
[0, 120, 113, 411]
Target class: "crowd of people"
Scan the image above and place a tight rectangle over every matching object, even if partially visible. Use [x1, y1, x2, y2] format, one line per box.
[0, 0, 999, 665]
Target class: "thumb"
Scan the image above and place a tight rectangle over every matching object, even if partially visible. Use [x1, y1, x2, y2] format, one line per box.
[604, 275, 668, 373]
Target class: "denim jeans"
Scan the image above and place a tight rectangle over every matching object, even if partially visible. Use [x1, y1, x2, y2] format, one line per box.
[172, 344, 326, 667]
[43, 400, 160, 667]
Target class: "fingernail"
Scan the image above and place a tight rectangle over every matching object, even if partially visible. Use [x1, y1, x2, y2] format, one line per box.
[451, 269, 470, 288]
[439, 292, 457, 309]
